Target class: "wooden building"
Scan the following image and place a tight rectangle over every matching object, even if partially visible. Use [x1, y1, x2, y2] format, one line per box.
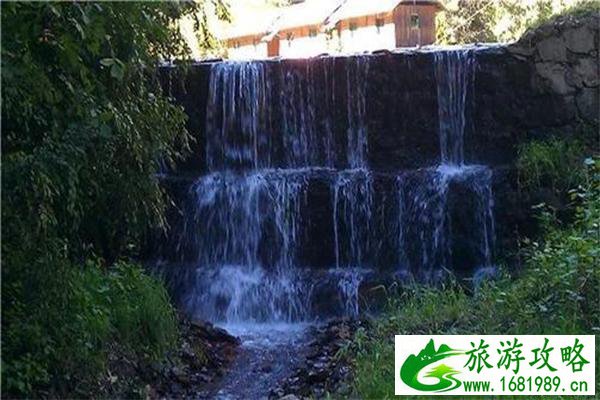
[223, 0, 443, 59]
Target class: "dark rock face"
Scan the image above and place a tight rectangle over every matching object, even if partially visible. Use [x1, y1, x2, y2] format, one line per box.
[150, 14, 598, 323]
[156, 13, 597, 269]
[160, 63, 212, 176]
[509, 12, 599, 127]
[366, 52, 440, 171]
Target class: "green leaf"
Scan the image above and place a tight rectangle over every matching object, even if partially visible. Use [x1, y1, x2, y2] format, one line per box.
[110, 63, 124, 80]
[99, 58, 114, 67]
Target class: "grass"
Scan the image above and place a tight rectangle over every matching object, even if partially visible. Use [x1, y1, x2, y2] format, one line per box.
[517, 137, 586, 195]
[352, 282, 599, 399]
[349, 158, 600, 399]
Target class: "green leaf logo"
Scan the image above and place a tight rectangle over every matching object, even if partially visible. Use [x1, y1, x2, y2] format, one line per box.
[400, 339, 464, 392]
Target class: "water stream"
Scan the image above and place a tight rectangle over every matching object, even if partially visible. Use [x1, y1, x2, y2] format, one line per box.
[203, 323, 312, 399]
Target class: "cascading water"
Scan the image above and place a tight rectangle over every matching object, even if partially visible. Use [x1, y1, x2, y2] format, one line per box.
[395, 165, 495, 278]
[435, 49, 476, 166]
[332, 169, 373, 268]
[187, 56, 374, 325]
[172, 49, 495, 325]
[346, 56, 370, 168]
[397, 169, 454, 274]
[205, 62, 271, 170]
[159, 48, 501, 399]
[415, 48, 494, 273]
[182, 170, 310, 322]
[205, 56, 371, 172]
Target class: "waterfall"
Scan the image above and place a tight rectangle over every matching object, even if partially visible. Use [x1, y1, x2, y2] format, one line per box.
[332, 169, 373, 268]
[205, 56, 369, 170]
[396, 165, 495, 277]
[195, 56, 373, 322]
[435, 50, 475, 166]
[280, 64, 319, 167]
[397, 169, 453, 273]
[180, 168, 376, 322]
[166, 49, 497, 323]
[333, 269, 365, 318]
[182, 169, 310, 322]
[346, 56, 370, 168]
[205, 62, 272, 171]
[322, 57, 337, 167]
[424, 49, 494, 272]
[190, 170, 307, 270]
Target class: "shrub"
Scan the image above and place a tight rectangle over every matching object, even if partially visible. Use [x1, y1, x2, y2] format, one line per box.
[107, 262, 178, 360]
[2, 252, 178, 398]
[2, 3, 228, 397]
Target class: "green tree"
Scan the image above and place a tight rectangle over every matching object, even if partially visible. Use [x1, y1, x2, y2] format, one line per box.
[1, 2, 228, 397]
[436, 0, 579, 44]
[2, 2, 216, 261]
[437, 0, 499, 44]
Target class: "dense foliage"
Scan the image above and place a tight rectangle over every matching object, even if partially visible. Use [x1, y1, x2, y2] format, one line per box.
[516, 126, 597, 229]
[436, 0, 599, 44]
[2, 2, 196, 261]
[4, 258, 178, 397]
[1, 2, 227, 397]
[351, 158, 600, 399]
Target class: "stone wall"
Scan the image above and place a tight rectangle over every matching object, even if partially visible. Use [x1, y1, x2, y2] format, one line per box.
[162, 14, 598, 176]
[508, 12, 599, 125]
[155, 12, 599, 267]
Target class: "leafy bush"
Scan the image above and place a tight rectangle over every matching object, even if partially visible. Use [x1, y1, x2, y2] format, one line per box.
[1, 2, 228, 397]
[351, 158, 600, 399]
[2, 252, 178, 397]
[1, 2, 197, 261]
[107, 262, 178, 359]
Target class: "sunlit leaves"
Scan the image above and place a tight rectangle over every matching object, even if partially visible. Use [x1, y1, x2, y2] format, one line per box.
[1, 2, 206, 260]
[1, 2, 228, 396]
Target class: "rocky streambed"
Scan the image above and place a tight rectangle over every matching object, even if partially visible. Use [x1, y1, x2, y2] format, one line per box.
[270, 319, 365, 399]
[148, 318, 363, 399]
[148, 318, 241, 398]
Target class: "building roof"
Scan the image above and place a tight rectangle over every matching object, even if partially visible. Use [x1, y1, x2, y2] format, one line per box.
[325, 0, 444, 27]
[324, 0, 400, 30]
[218, 2, 281, 40]
[263, 0, 339, 41]
[220, 0, 443, 42]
